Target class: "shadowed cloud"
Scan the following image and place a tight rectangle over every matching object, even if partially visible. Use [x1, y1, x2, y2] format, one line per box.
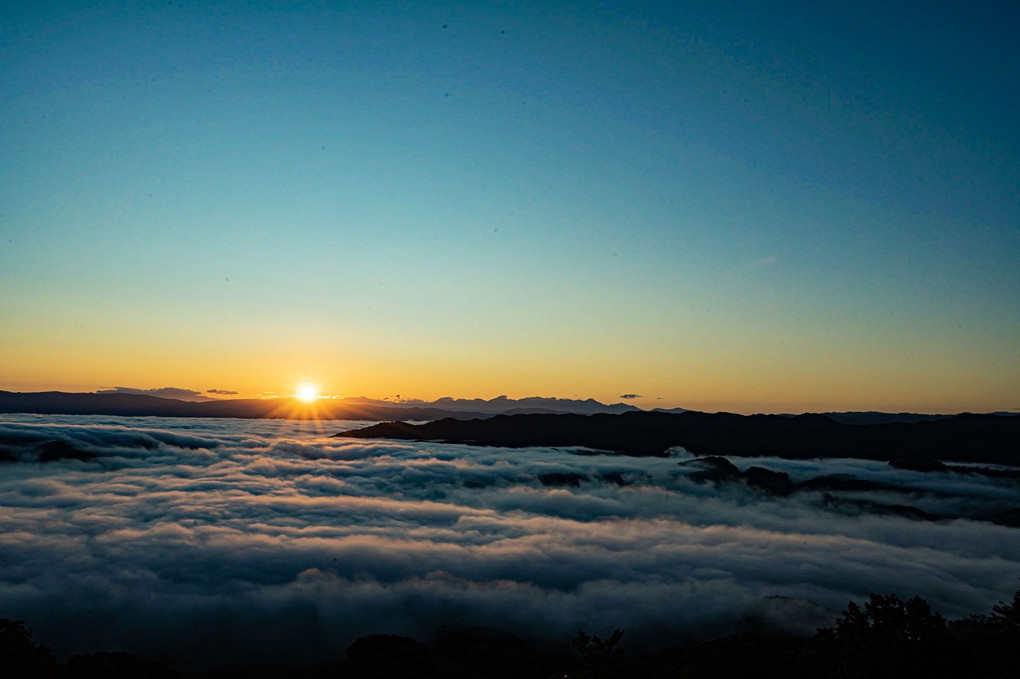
[0, 414, 1016, 670]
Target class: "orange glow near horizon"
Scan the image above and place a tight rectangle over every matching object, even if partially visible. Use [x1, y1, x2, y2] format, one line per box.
[0, 348, 1017, 415]
[254, 386, 334, 431]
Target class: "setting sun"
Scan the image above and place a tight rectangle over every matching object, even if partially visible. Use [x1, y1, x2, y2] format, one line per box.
[297, 384, 318, 402]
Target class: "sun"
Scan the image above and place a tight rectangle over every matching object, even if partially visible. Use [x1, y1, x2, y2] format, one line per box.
[297, 384, 319, 403]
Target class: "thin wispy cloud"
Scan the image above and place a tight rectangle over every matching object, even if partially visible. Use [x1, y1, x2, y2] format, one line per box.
[94, 386, 212, 401]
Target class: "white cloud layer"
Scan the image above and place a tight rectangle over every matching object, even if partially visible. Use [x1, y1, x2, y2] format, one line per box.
[0, 414, 1017, 669]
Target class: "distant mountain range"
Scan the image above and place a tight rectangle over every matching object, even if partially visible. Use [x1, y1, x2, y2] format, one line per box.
[0, 391, 638, 420]
[0, 390, 1011, 426]
[334, 395, 641, 416]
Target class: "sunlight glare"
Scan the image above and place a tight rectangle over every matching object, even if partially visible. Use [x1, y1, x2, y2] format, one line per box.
[297, 384, 318, 402]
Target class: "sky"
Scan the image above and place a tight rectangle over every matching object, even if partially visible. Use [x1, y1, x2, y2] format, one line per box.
[2, 0, 1018, 414]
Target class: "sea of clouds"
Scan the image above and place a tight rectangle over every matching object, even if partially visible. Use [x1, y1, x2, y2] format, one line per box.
[1, 414, 1018, 669]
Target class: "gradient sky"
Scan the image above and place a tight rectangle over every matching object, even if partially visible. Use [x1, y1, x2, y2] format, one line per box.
[2, 0, 1017, 413]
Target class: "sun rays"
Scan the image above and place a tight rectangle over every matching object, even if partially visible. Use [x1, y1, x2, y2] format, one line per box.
[297, 383, 319, 403]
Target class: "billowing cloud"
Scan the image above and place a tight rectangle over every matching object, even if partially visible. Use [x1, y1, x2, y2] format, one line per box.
[95, 386, 212, 401]
[0, 413, 1016, 670]
[206, 388, 239, 395]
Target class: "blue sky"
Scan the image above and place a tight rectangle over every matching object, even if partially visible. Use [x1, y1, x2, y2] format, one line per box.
[1, 0, 1017, 412]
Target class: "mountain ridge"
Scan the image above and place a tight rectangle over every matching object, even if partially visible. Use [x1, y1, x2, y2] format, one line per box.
[0, 391, 637, 420]
[0, 390, 1008, 428]
[335, 410, 1020, 465]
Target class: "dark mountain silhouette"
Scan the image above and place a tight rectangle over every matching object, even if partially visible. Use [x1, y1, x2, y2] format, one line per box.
[2, 391, 1000, 434]
[519, 453, 1014, 526]
[823, 411, 956, 425]
[0, 390, 489, 420]
[336, 411, 1020, 465]
[0, 391, 636, 421]
[419, 395, 640, 415]
[682, 456, 798, 495]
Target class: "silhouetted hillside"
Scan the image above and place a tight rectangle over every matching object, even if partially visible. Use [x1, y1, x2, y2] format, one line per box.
[3, 589, 1018, 678]
[823, 411, 955, 425]
[336, 411, 1020, 465]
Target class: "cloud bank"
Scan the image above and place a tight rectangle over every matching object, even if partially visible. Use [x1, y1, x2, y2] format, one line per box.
[0, 414, 1017, 670]
[94, 386, 213, 401]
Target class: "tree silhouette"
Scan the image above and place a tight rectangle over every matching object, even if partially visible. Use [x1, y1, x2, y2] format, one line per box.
[2, 587, 1019, 678]
[991, 589, 1020, 626]
[570, 629, 624, 679]
[824, 593, 970, 679]
[0, 618, 58, 679]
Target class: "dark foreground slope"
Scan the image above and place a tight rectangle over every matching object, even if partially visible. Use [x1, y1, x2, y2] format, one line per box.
[336, 411, 1020, 464]
[4, 590, 1019, 679]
